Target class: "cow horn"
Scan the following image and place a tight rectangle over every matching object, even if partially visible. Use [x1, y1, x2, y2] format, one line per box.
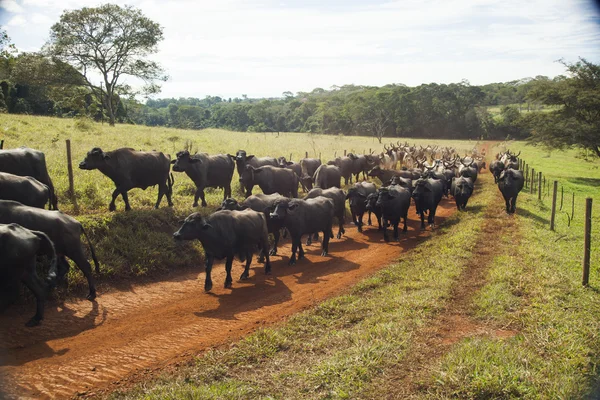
[516, 151, 521, 157]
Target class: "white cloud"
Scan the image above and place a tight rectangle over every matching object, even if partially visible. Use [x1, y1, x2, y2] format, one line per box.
[1, 0, 599, 98]
[6, 14, 26, 26]
[0, 0, 24, 13]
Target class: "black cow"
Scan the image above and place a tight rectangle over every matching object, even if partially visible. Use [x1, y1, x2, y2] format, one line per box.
[0, 223, 56, 326]
[364, 192, 383, 231]
[412, 178, 444, 229]
[0, 147, 58, 210]
[497, 168, 524, 214]
[173, 209, 272, 291]
[304, 187, 346, 240]
[451, 176, 474, 211]
[217, 193, 286, 256]
[327, 156, 354, 185]
[299, 158, 322, 190]
[459, 162, 478, 183]
[422, 168, 448, 196]
[369, 166, 413, 184]
[270, 197, 334, 265]
[0, 200, 100, 300]
[388, 176, 413, 193]
[0, 172, 50, 208]
[277, 157, 307, 192]
[346, 182, 376, 232]
[347, 153, 378, 181]
[313, 164, 341, 189]
[171, 150, 234, 207]
[232, 150, 277, 178]
[240, 165, 298, 198]
[489, 160, 504, 183]
[79, 147, 173, 211]
[376, 186, 412, 242]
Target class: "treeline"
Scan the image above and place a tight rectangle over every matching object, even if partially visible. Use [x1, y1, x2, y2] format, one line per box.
[1, 51, 557, 141]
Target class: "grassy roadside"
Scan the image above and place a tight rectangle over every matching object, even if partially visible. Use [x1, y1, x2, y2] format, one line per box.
[110, 162, 495, 399]
[425, 144, 600, 398]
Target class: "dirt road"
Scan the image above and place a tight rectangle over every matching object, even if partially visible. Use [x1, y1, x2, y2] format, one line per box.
[0, 199, 456, 399]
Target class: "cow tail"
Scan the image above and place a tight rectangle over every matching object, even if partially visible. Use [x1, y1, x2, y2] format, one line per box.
[81, 226, 100, 274]
[33, 231, 58, 287]
[168, 173, 174, 198]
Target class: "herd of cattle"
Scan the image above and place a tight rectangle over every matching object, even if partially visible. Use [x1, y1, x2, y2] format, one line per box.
[0, 141, 523, 327]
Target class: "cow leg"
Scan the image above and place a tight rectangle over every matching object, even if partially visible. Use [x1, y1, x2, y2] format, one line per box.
[289, 238, 299, 265]
[109, 188, 120, 211]
[321, 226, 331, 256]
[382, 217, 390, 242]
[403, 213, 408, 233]
[377, 215, 383, 230]
[511, 195, 518, 214]
[270, 230, 280, 256]
[22, 261, 47, 327]
[68, 248, 97, 301]
[224, 184, 231, 201]
[224, 255, 234, 288]
[155, 182, 167, 209]
[194, 187, 207, 208]
[261, 235, 272, 274]
[307, 232, 319, 246]
[429, 206, 437, 227]
[393, 221, 399, 241]
[257, 247, 265, 264]
[204, 255, 214, 292]
[240, 251, 251, 280]
[367, 211, 372, 226]
[505, 198, 511, 214]
[420, 211, 426, 230]
[298, 241, 305, 260]
[121, 190, 132, 211]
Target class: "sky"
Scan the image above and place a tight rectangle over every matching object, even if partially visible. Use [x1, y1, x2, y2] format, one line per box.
[1, 0, 599, 99]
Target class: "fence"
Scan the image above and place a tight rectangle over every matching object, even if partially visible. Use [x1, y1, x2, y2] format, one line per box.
[517, 157, 593, 286]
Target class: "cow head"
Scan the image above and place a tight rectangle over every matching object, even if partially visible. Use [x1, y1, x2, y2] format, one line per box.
[239, 165, 261, 191]
[375, 187, 396, 208]
[269, 198, 298, 221]
[412, 179, 432, 201]
[173, 212, 208, 241]
[216, 197, 245, 211]
[365, 192, 379, 211]
[390, 176, 412, 192]
[453, 177, 473, 197]
[367, 166, 383, 178]
[301, 174, 313, 190]
[171, 150, 201, 172]
[498, 168, 521, 184]
[79, 147, 109, 170]
[346, 187, 366, 209]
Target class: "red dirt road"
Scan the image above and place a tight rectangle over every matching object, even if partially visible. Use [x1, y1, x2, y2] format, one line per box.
[0, 199, 456, 399]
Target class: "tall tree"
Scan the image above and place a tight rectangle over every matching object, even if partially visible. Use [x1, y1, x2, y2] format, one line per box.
[46, 4, 167, 126]
[527, 59, 600, 157]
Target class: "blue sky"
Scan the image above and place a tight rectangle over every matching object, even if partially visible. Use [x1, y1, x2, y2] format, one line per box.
[1, 0, 599, 99]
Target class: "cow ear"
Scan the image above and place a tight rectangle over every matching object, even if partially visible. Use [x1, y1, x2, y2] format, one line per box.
[228, 154, 235, 160]
[202, 223, 212, 230]
[190, 158, 202, 164]
[246, 155, 255, 161]
[288, 203, 299, 211]
[286, 161, 294, 166]
[178, 219, 185, 224]
[253, 168, 262, 174]
[103, 153, 110, 160]
[170, 159, 177, 164]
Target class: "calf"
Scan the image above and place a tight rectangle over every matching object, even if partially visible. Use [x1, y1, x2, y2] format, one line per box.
[240, 165, 298, 198]
[497, 168, 524, 214]
[0, 223, 56, 326]
[313, 164, 341, 189]
[173, 209, 272, 291]
[304, 187, 346, 239]
[376, 186, 412, 242]
[79, 147, 173, 211]
[451, 176, 474, 211]
[346, 182, 376, 232]
[0, 200, 100, 300]
[412, 178, 444, 229]
[489, 160, 504, 183]
[0, 147, 58, 209]
[217, 193, 286, 256]
[171, 150, 235, 207]
[0, 172, 50, 208]
[270, 197, 334, 265]
[365, 192, 383, 231]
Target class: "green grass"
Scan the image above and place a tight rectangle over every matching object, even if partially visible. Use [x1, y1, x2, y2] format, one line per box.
[0, 113, 477, 290]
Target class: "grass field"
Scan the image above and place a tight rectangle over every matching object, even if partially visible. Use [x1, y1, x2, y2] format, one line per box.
[0, 113, 477, 289]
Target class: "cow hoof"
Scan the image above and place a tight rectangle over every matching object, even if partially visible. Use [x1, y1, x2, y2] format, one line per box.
[201, 202, 207, 208]
[239, 273, 249, 280]
[358, 227, 362, 233]
[384, 237, 390, 243]
[87, 291, 97, 301]
[224, 281, 232, 289]
[193, 203, 199, 207]
[269, 249, 277, 256]
[336, 233, 342, 239]
[109, 204, 116, 212]
[321, 251, 328, 257]
[168, 203, 174, 207]
[25, 318, 41, 327]
[258, 257, 265, 264]
[394, 237, 400, 242]
[204, 283, 213, 292]
[306, 240, 312, 246]
[288, 259, 296, 266]
[125, 207, 132, 212]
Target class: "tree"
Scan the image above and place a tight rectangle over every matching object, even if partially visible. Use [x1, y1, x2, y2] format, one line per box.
[527, 58, 600, 157]
[46, 4, 167, 126]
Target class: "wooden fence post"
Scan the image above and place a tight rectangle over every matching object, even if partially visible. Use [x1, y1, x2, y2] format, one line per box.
[582, 198, 592, 286]
[525, 164, 529, 187]
[560, 185, 564, 210]
[344, 149, 347, 156]
[530, 168, 535, 194]
[66, 139, 78, 210]
[550, 181, 558, 231]
[305, 151, 308, 158]
[572, 192, 575, 220]
[538, 172, 542, 200]
[0, 139, 3, 149]
[319, 152, 321, 160]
